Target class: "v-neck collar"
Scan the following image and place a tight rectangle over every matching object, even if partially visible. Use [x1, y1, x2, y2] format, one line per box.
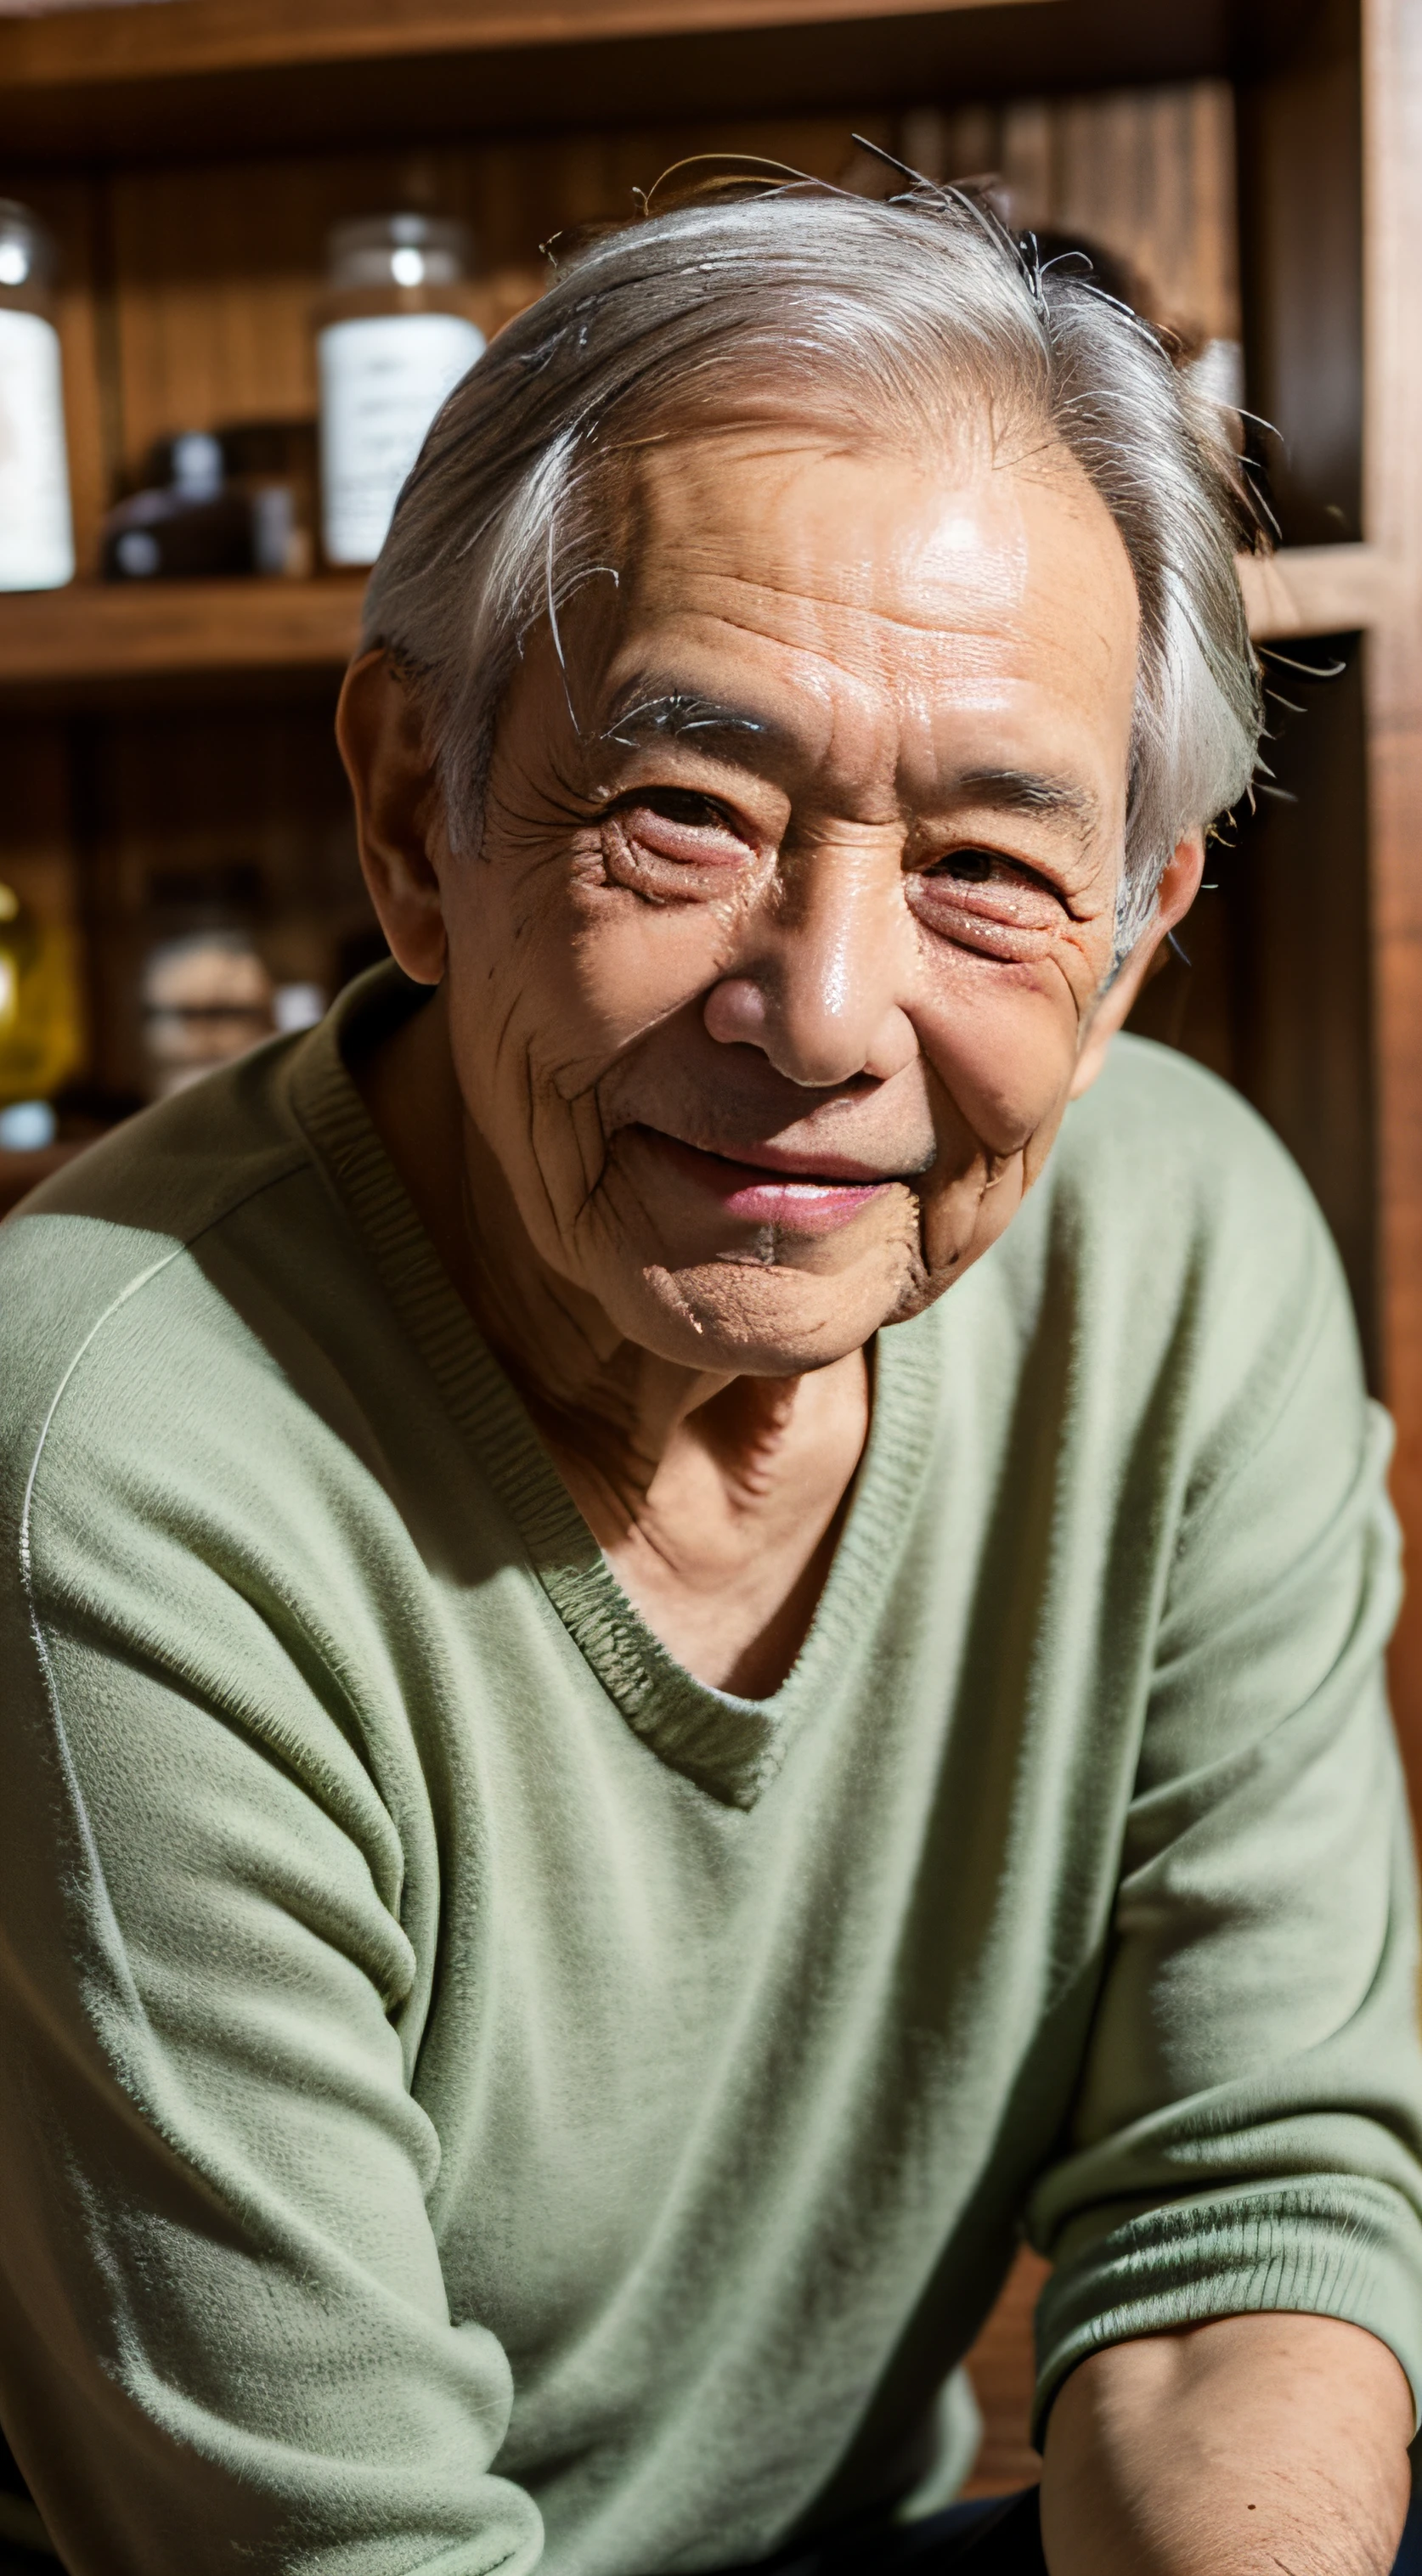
[287, 968, 941, 1810]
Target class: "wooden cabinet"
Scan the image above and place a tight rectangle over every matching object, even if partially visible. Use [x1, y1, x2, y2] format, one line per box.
[2, 0, 1417, 1777]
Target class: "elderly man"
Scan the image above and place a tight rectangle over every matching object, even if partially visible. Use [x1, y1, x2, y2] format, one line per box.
[2, 179, 1420, 2576]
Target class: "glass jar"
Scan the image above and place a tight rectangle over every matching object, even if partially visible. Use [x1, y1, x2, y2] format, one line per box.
[0, 200, 75, 592]
[316, 213, 485, 570]
[139, 865, 275, 1100]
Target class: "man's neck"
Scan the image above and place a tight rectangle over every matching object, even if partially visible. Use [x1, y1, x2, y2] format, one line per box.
[354, 983, 872, 1694]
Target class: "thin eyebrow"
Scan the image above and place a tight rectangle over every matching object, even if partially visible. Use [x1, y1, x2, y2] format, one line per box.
[598, 689, 775, 755]
[951, 768, 1102, 839]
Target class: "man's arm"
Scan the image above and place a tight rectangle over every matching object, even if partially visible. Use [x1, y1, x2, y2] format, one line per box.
[1041, 2314, 1413, 2576]
[0, 1224, 545, 2576]
[1023, 1118, 1422, 2539]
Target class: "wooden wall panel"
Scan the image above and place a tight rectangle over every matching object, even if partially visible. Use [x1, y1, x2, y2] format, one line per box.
[1006, 81, 1239, 340]
[1229, 653, 1375, 1367]
[1239, 0, 1362, 547]
[1227, 4, 1375, 1375]
[0, 722, 84, 943]
[900, 82, 1239, 342]
[962, 2247, 1048, 2499]
[1363, 0, 1422, 1803]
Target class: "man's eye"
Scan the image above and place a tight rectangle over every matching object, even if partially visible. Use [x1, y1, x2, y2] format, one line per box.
[928, 849, 997, 883]
[635, 789, 731, 831]
[598, 785, 752, 898]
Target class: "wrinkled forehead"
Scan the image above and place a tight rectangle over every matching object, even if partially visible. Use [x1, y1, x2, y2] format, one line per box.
[560, 420, 1141, 804]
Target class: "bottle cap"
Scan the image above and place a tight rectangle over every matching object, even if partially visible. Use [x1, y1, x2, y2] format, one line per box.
[0, 200, 56, 292]
[325, 212, 472, 291]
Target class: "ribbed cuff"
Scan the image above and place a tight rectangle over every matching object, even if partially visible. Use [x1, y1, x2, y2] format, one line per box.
[1032, 2181, 1422, 2444]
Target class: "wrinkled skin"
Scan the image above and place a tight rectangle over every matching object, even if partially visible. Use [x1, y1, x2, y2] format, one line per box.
[445, 430, 1145, 1367]
[340, 420, 1200, 1694]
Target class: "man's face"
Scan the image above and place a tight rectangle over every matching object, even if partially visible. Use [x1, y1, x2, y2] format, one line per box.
[434, 420, 1142, 1376]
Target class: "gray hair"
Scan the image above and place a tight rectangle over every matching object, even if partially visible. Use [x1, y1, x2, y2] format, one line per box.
[363, 182, 1261, 949]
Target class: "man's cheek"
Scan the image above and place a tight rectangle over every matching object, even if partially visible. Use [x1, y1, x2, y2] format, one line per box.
[916, 1156, 1026, 1287]
[918, 985, 1082, 1158]
[563, 895, 746, 1057]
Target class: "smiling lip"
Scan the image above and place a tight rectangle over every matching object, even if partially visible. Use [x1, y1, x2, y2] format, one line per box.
[635, 1127, 898, 1236]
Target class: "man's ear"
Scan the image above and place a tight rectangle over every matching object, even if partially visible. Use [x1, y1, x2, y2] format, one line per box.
[1069, 832, 1206, 1100]
[336, 650, 449, 987]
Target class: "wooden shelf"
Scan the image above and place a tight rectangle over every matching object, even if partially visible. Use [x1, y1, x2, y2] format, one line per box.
[0, 579, 364, 687]
[1234, 544, 1400, 640]
[0, 0, 1292, 161]
[0, 0, 1030, 89]
[0, 546, 1390, 690]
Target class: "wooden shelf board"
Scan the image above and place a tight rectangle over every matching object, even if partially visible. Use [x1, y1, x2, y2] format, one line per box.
[0, 0, 1289, 163]
[0, 547, 1391, 689]
[0, 0, 1034, 91]
[1235, 544, 1399, 641]
[0, 580, 364, 685]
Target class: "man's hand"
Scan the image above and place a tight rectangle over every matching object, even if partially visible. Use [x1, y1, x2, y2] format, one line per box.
[1040, 2314, 1413, 2576]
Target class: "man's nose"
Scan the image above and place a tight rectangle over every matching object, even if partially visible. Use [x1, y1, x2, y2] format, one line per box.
[703, 837, 918, 1089]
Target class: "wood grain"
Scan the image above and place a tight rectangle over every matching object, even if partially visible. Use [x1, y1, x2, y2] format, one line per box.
[0, 0, 1037, 92]
[0, 720, 83, 944]
[1363, 0, 1422, 1803]
[883, 81, 1241, 345]
[0, 581, 364, 683]
[1003, 79, 1239, 343]
[962, 2246, 1048, 2498]
[1237, 543, 1399, 639]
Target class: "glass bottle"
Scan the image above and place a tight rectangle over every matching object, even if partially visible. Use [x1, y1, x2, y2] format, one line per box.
[316, 213, 485, 570]
[0, 881, 82, 1107]
[0, 200, 75, 592]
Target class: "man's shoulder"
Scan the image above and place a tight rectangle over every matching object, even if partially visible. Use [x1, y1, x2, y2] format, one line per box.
[12, 1031, 313, 1243]
[968, 1035, 1363, 1454]
[1051, 1033, 1334, 1277]
[0, 1039, 326, 1502]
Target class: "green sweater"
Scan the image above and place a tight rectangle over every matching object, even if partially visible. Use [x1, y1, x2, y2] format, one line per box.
[2, 969, 1420, 2576]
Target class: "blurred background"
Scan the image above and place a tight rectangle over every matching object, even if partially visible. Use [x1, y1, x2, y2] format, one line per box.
[0, 0, 1416, 2496]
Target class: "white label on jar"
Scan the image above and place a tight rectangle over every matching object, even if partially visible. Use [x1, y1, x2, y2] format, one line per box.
[0, 308, 75, 592]
[319, 312, 484, 567]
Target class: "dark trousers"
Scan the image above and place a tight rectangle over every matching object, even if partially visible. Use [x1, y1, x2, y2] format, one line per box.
[744, 2474, 1422, 2574]
[3, 2479, 1420, 2573]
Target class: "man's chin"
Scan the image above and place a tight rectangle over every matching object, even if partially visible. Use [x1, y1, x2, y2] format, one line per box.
[618, 1243, 930, 1376]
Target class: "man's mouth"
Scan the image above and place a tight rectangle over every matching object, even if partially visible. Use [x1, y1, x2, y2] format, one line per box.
[629, 1126, 907, 1237]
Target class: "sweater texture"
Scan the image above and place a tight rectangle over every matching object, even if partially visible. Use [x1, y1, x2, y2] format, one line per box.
[2, 968, 1420, 2576]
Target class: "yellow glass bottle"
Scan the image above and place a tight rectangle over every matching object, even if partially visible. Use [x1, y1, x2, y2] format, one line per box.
[0, 882, 82, 1105]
